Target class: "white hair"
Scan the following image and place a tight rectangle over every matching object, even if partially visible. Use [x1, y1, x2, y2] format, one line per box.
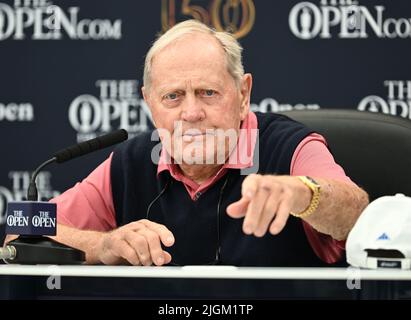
[143, 20, 244, 90]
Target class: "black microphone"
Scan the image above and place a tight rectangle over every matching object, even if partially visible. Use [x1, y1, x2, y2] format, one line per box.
[1, 129, 128, 264]
[53, 128, 128, 164]
[27, 129, 128, 201]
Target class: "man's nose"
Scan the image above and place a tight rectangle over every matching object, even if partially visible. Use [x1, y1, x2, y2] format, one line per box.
[181, 95, 205, 122]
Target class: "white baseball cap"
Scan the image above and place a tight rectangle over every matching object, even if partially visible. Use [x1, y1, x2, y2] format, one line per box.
[346, 194, 411, 270]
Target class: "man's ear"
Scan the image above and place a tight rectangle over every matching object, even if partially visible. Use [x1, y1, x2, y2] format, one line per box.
[142, 86, 157, 127]
[239, 73, 253, 120]
[142, 86, 149, 103]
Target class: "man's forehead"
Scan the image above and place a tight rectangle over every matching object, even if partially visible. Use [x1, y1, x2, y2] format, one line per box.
[151, 33, 226, 69]
[150, 33, 231, 89]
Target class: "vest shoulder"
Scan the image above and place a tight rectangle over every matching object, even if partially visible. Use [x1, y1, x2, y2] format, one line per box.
[111, 131, 159, 168]
[254, 111, 307, 132]
[254, 112, 312, 142]
[113, 131, 156, 155]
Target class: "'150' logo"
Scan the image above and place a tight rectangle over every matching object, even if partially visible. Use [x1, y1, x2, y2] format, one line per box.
[161, 0, 255, 39]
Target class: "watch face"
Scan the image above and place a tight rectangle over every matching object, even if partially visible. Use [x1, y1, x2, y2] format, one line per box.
[306, 176, 320, 187]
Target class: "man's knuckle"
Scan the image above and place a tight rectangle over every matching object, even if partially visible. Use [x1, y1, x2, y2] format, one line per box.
[146, 232, 159, 243]
[138, 251, 147, 260]
[134, 235, 147, 248]
[283, 187, 292, 196]
[128, 221, 142, 230]
[260, 180, 272, 192]
[123, 249, 135, 262]
[270, 179, 282, 189]
[112, 233, 123, 243]
[245, 174, 259, 186]
[264, 202, 276, 215]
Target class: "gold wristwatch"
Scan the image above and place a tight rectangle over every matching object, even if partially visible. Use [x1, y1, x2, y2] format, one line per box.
[290, 176, 321, 218]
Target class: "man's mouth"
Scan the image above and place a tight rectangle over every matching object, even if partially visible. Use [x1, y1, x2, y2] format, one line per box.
[181, 132, 214, 142]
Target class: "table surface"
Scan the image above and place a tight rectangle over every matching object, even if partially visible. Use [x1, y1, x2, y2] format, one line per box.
[1, 265, 411, 280]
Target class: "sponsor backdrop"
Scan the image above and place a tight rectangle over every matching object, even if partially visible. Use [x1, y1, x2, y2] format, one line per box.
[1, 0, 410, 243]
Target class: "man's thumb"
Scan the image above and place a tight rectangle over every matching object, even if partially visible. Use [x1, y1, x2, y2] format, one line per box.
[226, 197, 249, 218]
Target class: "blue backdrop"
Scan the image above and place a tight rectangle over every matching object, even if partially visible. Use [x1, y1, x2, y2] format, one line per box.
[1, 0, 411, 242]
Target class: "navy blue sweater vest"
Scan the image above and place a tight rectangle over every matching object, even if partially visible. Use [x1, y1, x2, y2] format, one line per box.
[111, 112, 329, 266]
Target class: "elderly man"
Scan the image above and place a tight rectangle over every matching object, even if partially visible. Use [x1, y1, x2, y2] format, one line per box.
[9, 20, 368, 266]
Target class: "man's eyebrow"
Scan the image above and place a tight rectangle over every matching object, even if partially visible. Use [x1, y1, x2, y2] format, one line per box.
[195, 82, 224, 89]
[156, 86, 184, 95]
[156, 81, 224, 95]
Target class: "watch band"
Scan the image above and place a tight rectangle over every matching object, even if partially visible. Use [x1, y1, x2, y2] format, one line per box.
[290, 176, 321, 219]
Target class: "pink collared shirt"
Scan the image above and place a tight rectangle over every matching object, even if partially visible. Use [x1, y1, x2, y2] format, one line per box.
[52, 112, 352, 264]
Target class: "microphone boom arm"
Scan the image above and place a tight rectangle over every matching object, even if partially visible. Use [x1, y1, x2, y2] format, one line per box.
[27, 157, 57, 201]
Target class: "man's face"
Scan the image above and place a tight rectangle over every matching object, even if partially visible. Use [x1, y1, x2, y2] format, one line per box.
[143, 33, 252, 166]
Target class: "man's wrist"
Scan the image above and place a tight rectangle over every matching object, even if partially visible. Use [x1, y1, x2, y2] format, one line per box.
[290, 176, 321, 219]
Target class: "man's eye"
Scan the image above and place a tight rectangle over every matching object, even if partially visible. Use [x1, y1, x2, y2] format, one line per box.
[202, 90, 216, 97]
[165, 93, 178, 100]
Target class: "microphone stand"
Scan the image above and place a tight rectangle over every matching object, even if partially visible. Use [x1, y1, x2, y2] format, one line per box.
[3, 129, 127, 264]
[5, 157, 85, 265]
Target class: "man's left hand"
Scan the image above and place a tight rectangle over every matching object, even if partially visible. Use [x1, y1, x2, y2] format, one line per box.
[226, 174, 311, 237]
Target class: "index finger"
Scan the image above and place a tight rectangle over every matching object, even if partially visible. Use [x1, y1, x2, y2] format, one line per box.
[141, 220, 175, 247]
[241, 174, 260, 200]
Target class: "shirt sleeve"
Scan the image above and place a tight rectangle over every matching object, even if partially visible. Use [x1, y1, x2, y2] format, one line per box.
[50, 153, 116, 232]
[290, 133, 351, 264]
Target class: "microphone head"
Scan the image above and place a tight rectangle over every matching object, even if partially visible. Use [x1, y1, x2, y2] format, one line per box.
[101, 129, 128, 147]
[53, 129, 128, 163]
